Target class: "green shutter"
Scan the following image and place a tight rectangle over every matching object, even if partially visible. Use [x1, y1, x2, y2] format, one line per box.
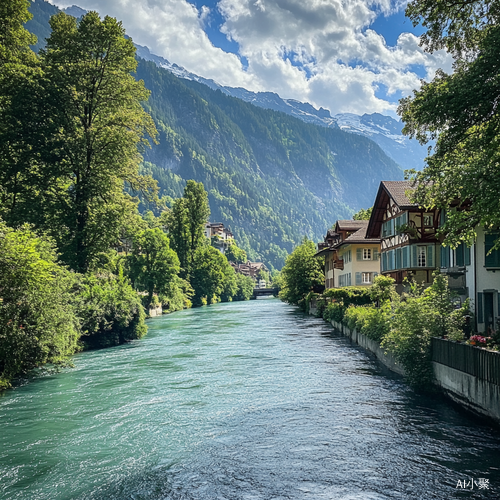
[389, 250, 395, 270]
[402, 246, 409, 268]
[356, 248, 362, 261]
[441, 246, 450, 268]
[396, 248, 402, 269]
[382, 252, 387, 272]
[412, 245, 417, 268]
[465, 246, 471, 266]
[373, 249, 379, 261]
[485, 233, 500, 268]
[402, 212, 408, 225]
[478, 293, 484, 323]
[355, 272, 362, 285]
[390, 219, 395, 236]
[427, 245, 434, 268]
[456, 243, 465, 267]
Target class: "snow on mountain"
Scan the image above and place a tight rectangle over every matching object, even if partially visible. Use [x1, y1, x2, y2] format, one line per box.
[128, 45, 428, 171]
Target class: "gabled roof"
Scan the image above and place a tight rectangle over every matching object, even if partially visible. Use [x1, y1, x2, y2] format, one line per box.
[366, 181, 418, 238]
[335, 220, 380, 247]
[335, 219, 368, 232]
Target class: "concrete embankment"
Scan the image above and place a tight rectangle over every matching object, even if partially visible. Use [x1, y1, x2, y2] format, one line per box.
[311, 307, 500, 425]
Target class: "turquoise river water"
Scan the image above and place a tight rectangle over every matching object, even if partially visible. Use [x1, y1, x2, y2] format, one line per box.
[1, 299, 500, 499]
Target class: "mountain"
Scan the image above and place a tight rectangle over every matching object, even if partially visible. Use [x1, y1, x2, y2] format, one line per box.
[25, 0, 404, 269]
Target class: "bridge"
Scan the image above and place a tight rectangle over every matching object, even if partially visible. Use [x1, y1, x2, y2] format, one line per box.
[252, 287, 279, 299]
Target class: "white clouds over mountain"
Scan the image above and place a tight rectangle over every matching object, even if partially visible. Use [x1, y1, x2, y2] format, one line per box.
[48, 0, 453, 115]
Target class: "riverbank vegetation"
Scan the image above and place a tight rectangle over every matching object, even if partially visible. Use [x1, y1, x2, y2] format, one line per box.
[307, 274, 470, 390]
[0, 3, 256, 389]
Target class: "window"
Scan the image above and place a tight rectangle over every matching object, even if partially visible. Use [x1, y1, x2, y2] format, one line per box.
[423, 214, 434, 227]
[485, 233, 500, 268]
[362, 272, 371, 284]
[417, 246, 426, 267]
[363, 248, 372, 260]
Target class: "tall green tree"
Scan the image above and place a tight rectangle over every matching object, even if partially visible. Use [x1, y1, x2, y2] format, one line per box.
[168, 180, 210, 277]
[9, 11, 157, 272]
[191, 246, 234, 306]
[129, 228, 180, 308]
[225, 243, 247, 264]
[400, 0, 500, 248]
[279, 237, 324, 309]
[0, 0, 39, 221]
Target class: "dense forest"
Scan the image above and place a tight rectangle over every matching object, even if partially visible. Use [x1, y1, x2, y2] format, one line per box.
[25, 0, 403, 269]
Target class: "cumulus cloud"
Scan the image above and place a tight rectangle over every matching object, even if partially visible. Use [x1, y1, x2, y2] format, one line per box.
[48, 0, 453, 115]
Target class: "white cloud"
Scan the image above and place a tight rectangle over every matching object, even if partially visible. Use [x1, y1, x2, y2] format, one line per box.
[47, 0, 454, 116]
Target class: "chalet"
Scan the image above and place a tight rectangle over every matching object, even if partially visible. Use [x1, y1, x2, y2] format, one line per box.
[230, 261, 269, 280]
[316, 220, 381, 288]
[366, 181, 440, 290]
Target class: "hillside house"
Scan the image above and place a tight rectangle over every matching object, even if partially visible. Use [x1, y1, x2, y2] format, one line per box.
[205, 222, 234, 254]
[366, 181, 440, 291]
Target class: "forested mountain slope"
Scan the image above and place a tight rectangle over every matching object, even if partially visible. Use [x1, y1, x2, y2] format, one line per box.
[26, 0, 403, 269]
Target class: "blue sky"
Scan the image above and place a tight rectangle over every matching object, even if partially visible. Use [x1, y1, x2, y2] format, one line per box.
[49, 0, 452, 116]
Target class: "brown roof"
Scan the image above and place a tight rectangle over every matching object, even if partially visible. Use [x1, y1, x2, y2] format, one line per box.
[381, 181, 417, 209]
[335, 221, 380, 246]
[335, 219, 368, 231]
[366, 181, 419, 238]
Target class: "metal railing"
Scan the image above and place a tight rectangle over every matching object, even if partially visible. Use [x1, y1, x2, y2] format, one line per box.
[431, 337, 500, 386]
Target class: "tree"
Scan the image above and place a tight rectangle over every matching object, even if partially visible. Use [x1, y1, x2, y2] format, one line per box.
[279, 238, 324, 309]
[9, 11, 157, 272]
[399, 0, 500, 248]
[353, 207, 372, 220]
[76, 269, 147, 349]
[0, 220, 80, 389]
[168, 180, 210, 278]
[234, 273, 255, 301]
[191, 246, 234, 306]
[129, 228, 180, 309]
[225, 243, 247, 264]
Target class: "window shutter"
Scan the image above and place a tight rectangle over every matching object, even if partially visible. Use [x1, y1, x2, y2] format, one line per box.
[390, 219, 395, 236]
[389, 250, 395, 270]
[348, 273, 352, 286]
[485, 234, 500, 268]
[402, 246, 408, 268]
[396, 248, 402, 269]
[355, 272, 362, 285]
[456, 243, 465, 267]
[373, 249, 379, 261]
[465, 246, 471, 266]
[356, 248, 362, 261]
[478, 292, 484, 323]
[382, 252, 387, 272]
[402, 212, 408, 225]
[427, 245, 434, 268]
[441, 246, 450, 268]
[412, 245, 417, 268]
[439, 209, 446, 227]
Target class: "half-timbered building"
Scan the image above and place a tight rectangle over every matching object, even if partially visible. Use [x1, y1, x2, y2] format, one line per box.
[366, 181, 440, 289]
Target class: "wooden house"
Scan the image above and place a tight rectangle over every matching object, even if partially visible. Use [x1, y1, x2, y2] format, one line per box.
[366, 181, 440, 289]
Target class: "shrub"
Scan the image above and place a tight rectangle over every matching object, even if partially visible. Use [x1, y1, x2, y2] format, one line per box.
[323, 302, 345, 323]
[76, 270, 147, 349]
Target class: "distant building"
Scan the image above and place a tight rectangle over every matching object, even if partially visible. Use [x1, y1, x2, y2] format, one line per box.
[230, 261, 269, 280]
[205, 222, 234, 254]
[316, 220, 381, 288]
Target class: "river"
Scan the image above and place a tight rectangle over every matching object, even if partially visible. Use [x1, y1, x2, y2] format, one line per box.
[1, 299, 500, 499]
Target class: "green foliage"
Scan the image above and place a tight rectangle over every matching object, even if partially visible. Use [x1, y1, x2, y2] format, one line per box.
[323, 302, 345, 323]
[370, 275, 397, 303]
[321, 286, 374, 323]
[233, 273, 255, 301]
[400, 1, 500, 249]
[1, 11, 158, 273]
[225, 243, 247, 264]
[76, 270, 147, 349]
[168, 180, 210, 278]
[128, 228, 180, 309]
[344, 304, 391, 342]
[0, 221, 80, 388]
[353, 207, 373, 220]
[382, 273, 469, 389]
[191, 246, 235, 306]
[279, 238, 324, 310]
